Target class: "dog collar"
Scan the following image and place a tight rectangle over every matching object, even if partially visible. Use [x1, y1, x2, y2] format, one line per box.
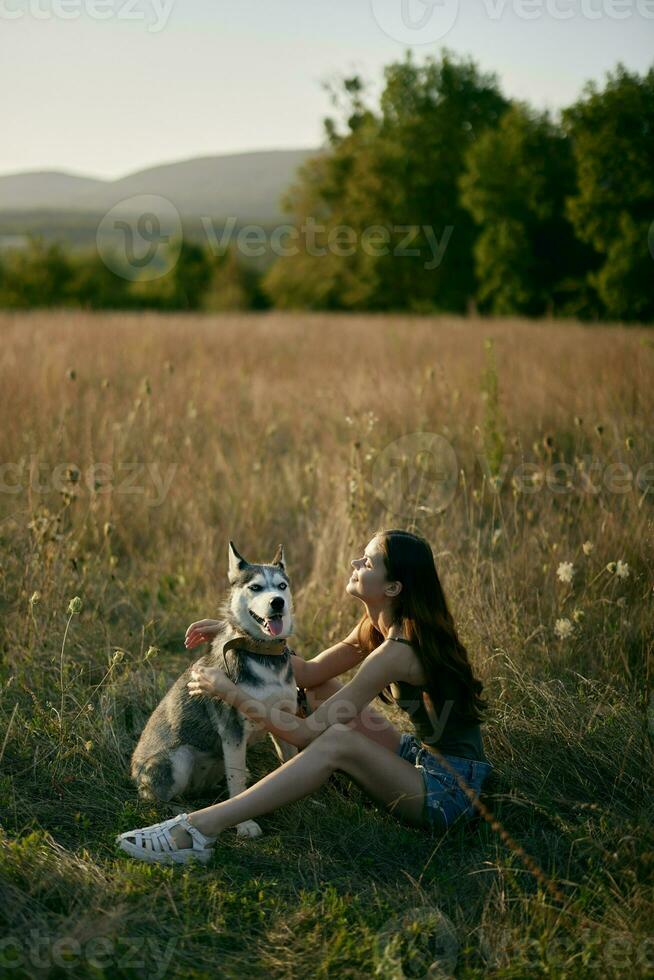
[222, 635, 289, 657]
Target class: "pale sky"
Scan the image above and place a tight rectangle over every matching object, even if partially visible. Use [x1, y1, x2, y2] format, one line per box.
[2, 0, 652, 179]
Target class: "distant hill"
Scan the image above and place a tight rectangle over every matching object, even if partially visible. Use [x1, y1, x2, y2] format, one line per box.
[0, 149, 317, 223]
[0, 171, 106, 211]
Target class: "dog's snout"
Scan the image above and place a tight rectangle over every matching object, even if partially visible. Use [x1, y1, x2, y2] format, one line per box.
[270, 596, 285, 612]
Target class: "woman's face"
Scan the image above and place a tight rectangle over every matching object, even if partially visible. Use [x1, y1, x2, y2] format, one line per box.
[346, 536, 393, 603]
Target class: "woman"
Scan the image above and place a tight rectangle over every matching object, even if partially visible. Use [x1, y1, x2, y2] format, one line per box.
[116, 528, 493, 864]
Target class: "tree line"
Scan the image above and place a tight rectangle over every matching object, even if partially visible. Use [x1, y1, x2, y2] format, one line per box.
[1, 51, 652, 321]
[0, 238, 268, 312]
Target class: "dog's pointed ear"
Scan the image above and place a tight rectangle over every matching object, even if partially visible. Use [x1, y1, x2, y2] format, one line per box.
[228, 540, 250, 583]
[270, 543, 285, 569]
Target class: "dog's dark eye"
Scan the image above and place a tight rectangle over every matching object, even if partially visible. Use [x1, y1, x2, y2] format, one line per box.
[249, 584, 262, 592]
[277, 582, 287, 590]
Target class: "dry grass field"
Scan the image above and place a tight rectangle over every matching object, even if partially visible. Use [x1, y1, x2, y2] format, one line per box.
[1, 309, 653, 978]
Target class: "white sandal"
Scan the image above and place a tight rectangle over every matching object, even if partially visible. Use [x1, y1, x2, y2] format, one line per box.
[115, 812, 217, 865]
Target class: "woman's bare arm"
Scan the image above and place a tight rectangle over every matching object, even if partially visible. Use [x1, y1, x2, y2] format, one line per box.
[188, 639, 406, 749]
[291, 625, 366, 689]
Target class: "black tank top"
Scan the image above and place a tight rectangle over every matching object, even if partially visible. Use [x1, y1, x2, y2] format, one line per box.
[389, 638, 488, 763]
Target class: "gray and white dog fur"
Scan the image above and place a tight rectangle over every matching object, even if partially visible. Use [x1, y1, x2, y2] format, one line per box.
[130, 541, 299, 838]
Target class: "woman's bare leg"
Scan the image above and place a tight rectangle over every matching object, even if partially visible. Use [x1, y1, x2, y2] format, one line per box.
[157, 723, 427, 847]
[304, 677, 403, 753]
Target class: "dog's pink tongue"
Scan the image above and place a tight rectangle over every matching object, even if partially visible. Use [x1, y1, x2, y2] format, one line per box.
[267, 617, 284, 637]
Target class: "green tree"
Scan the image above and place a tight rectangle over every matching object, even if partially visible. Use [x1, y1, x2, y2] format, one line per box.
[203, 247, 265, 311]
[0, 238, 74, 308]
[168, 238, 214, 310]
[67, 251, 133, 309]
[460, 102, 598, 317]
[128, 239, 213, 310]
[562, 63, 654, 321]
[265, 50, 508, 312]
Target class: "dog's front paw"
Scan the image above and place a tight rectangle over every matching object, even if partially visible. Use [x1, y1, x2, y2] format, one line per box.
[236, 819, 263, 838]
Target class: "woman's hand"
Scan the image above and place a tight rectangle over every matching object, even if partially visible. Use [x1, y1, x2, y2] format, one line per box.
[184, 619, 222, 650]
[187, 665, 233, 699]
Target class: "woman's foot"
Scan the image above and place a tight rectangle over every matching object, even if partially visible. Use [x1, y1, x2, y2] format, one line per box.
[115, 812, 217, 865]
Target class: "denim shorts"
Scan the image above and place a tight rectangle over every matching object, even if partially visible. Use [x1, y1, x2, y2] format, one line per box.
[397, 732, 493, 832]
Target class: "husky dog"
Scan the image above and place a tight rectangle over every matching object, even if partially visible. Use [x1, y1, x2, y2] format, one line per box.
[131, 541, 299, 837]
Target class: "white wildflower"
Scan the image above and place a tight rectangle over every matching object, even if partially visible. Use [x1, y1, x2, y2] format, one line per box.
[556, 561, 575, 584]
[554, 618, 574, 640]
[615, 560, 630, 580]
[582, 540, 594, 556]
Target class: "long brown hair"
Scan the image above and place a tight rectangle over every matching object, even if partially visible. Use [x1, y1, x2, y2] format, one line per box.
[354, 528, 489, 726]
